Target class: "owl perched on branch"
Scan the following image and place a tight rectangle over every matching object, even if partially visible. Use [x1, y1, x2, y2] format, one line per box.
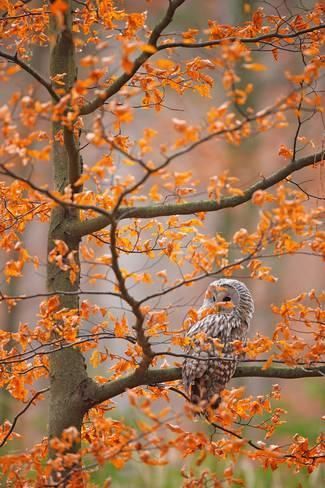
[182, 279, 254, 409]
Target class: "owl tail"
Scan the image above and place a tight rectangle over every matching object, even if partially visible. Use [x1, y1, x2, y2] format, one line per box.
[189, 382, 202, 405]
[210, 392, 222, 409]
[190, 380, 223, 410]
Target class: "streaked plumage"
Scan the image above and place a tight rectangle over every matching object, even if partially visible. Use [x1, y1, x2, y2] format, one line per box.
[182, 279, 254, 409]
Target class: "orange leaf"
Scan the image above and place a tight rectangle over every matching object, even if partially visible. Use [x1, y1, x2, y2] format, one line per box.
[50, 0, 68, 15]
[90, 350, 101, 368]
[243, 63, 267, 71]
[278, 145, 293, 160]
[114, 315, 128, 337]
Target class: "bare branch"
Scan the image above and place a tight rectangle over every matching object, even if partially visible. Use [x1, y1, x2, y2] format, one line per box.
[0, 50, 59, 100]
[0, 388, 49, 448]
[286, 177, 325, 200]
[90, 364, 325, 406]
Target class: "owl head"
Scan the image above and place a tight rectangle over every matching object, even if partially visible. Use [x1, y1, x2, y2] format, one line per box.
[200, 278, 254, 321]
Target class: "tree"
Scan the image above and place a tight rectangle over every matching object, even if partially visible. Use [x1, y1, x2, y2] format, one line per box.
[0, 0, 324, 485]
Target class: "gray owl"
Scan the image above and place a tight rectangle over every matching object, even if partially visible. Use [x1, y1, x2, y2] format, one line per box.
[182, 279, 254, 409]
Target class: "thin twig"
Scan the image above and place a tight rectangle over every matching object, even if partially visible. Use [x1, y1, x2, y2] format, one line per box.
[0, 388, 49, 448]
[0, 51, 59, 100]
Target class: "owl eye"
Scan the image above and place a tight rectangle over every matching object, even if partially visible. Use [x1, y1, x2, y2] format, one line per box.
[222, 296, 231, 302]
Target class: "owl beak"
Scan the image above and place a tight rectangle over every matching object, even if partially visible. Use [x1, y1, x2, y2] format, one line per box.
[215, 300, 234, 311]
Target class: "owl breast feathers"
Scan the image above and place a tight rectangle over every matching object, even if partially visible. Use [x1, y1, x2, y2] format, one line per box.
[182, 279, 254, 409]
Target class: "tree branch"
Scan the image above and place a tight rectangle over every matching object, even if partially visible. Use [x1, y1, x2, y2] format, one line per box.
[79, 0, 186, 115]
[109, 220, 154, 371]
[79, 18, 324, 115]
[0, 50, 59, 100]
[1, 149, 323, 239]
[156, 23, 325, 51]
[0, 388, 49, 448]
[0, 163, 114, 225]
[72, 150, 324, 237]
[90, 364, 325, 406]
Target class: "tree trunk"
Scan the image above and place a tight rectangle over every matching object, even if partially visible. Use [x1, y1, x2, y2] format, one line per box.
[47, 0, 87, 462]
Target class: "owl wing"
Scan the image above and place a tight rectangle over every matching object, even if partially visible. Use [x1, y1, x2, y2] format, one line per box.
[228, 318, 249, 359]
[182, 314, 227, 399]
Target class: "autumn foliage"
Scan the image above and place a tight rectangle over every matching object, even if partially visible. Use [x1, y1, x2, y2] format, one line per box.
[0, 0, 324, 486]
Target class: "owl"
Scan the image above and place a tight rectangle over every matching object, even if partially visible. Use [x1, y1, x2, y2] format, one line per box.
[182, 279, 254, 409]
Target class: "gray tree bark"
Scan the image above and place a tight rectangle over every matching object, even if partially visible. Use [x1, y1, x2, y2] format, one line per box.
[47, 1, 88, 458]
